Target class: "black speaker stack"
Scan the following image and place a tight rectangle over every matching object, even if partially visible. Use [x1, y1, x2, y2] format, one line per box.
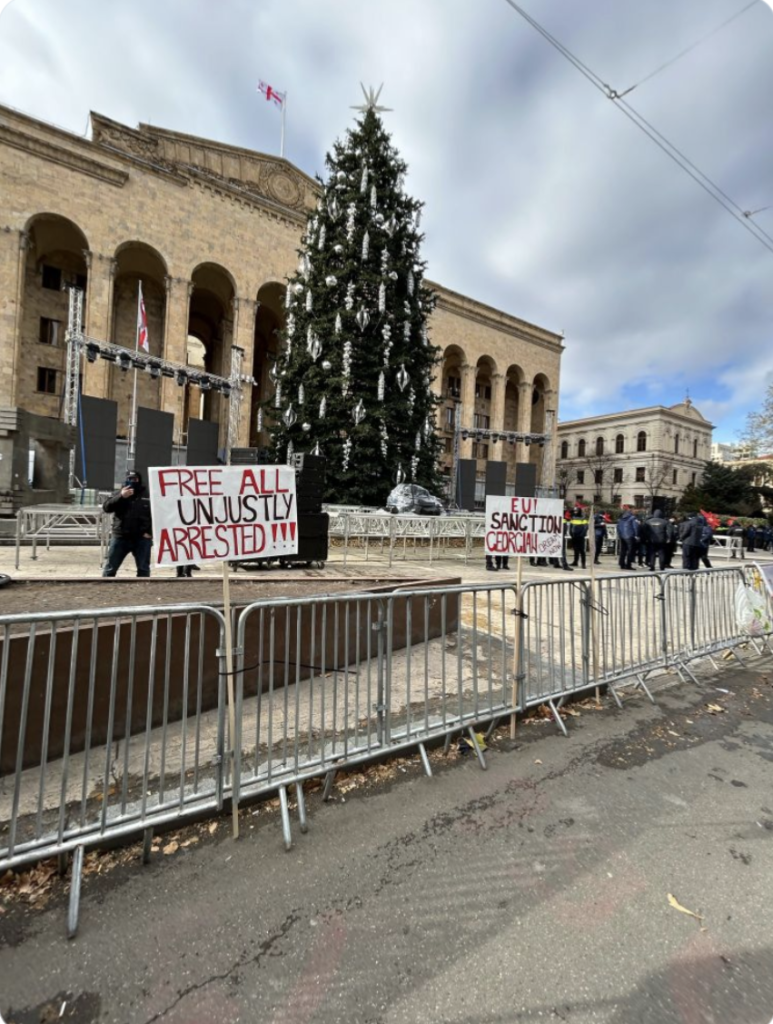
[290, 454, 328, 563]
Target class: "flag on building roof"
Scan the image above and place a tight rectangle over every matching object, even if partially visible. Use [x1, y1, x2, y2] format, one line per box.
[257, 80, 286, 108]
[137, 282, 149, 352]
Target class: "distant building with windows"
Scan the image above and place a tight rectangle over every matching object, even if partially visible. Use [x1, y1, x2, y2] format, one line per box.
[711, 441, 738, 463]
[556, 400, 713, 509]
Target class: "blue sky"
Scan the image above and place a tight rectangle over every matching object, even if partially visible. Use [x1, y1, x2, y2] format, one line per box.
[1, 0, 771, 444]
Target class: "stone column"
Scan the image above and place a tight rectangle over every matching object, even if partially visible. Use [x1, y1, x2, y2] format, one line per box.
[518, 382, 533, 435]
[160, 277, 192, 443]
[490, 372, 506, 434]
[83, 251, 116, 397]
[4, 228, 29, 407]
[233, 297, 258, 446]
[459, 362, 476, 459]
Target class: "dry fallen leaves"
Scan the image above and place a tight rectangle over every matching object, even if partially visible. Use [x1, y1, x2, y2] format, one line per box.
[162, 841, 179, 856]
[706, 703, 725, 714]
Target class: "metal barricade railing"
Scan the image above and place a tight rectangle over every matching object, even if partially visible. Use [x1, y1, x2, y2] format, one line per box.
[0, 604, 227, 882]
[518, 579, 590, 710]
[233, 583, 518, 829]
[662, 567, 749, 679]
[593, 572, 665, 696]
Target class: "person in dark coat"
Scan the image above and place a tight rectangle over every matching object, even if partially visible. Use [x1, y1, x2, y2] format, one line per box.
[679, 513, 706, 570]
[664, 516, 679, 569]
[102, 470, 153, 577]
[617, 508, 637, 570]
[698, 518, 714, 569]
[593, 513, 607, 565]
[569, 507, 589, 568]
[645, 509, 668, 571]
[746, 524, 756, 554]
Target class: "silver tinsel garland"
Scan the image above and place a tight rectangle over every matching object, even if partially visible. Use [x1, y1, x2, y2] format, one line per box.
[345, 283, 355, 311]
[346, 203, 356, 242]
[378, 282, 386, 313]
[362, 230, 370, 261]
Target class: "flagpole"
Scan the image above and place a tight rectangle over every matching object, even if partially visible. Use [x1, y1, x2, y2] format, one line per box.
[280, 93, 287, 159]
[129, 281, 141, 464]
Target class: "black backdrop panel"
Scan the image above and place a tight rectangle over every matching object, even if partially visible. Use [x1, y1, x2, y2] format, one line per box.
[456, 458, 477, 512]
[514, 462, 537, 497]
[134, 407, 174, 481]
[186, 419, 220, 466]
[485, 461, 507, 497]
[75, 396, 117, 490]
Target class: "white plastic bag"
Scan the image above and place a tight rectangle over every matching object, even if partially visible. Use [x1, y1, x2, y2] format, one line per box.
[735, 583, 772, 637]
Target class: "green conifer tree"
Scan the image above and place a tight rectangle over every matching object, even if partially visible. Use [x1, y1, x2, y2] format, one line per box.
[267, 95, 443, 506]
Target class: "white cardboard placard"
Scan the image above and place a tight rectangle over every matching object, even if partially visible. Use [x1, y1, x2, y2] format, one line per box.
[485, 495, 564, 559]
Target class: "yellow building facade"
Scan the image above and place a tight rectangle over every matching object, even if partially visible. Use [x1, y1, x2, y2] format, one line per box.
[0, 104, 563, 503]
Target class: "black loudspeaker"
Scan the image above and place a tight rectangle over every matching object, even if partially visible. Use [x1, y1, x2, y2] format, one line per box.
[514, 462, 537, 498]
[187, 419, 219, 466]
[294, 454, 326, 514]
[457, 459, 477, 511]
[75, 396, 117, 490]
[134, 407, 174, 481]
[230, 448, 259, 465]
[292, 513, 329, 563]
[485, 461, 507, 497]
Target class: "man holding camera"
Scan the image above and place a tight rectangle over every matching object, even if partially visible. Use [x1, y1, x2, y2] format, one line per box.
[102, 470, 153, 578]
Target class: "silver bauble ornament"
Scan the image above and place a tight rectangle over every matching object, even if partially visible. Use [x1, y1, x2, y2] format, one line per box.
[283, 404, 297, 428]
[336, 170, 346, 182]
[325, 275, 338, 286]
[327, 196, 340, 220]
[302, 422, 311, 433]
[322, 360, 332, 371]
[374, 213, 385, 226]
[319, 396, 327, 419]
[309, 336, 322, 362]
[312, 441, 322, 456]
[269, 364, 280, 384]
[355, 308, 370, 331]
[389, 271, 398, 281]
[334, 244, 344, 255]
[353, 399, 366, 426]
[385, 216, 398, 237]
[256, 408, 263, 432]
[292, 282, 304, 294]
[396, 465, 405, 484]
[396, 364, 410, 392]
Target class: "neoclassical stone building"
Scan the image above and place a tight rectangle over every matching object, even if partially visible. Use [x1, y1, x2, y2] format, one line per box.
[557, 400, 714, 509]
[0, 103, 563, 505]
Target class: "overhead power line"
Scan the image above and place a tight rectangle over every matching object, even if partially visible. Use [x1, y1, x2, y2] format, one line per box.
[501, 0, 773, 257]
[620, 0, 760, 97]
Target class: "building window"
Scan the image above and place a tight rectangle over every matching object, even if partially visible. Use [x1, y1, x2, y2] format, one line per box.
[38, 317, 62, 346]
[613, 468, 623, 484]
[578, 439, 586, 457]
[634, 494, 645, 508]
[475, 383, 491, 401]
[444, 438, 452, 453]
[445, 407, 455, 429]
[560, 441, 569, 459]
[473, 414, 490, 429]
[637, 431, 647, 452]
[594, 470, 603, 485]
[473, 443, 489, 460]
[596, 437, 604, 456]
[691, 472, 696, 486]
[577, 470, 585, 484]
[672, 469, 678, 485]
[593, 494, 601, 504]
[693, 439, 698, 458]
[674, 434, 680, 454]
[446, 375, 460, 398]
[575, 495, 584, 505]
[635, 466, 646, 482]
[36, 367, 57, 394]
[41, 264, 62, 291]
[615, 434, 624, 454]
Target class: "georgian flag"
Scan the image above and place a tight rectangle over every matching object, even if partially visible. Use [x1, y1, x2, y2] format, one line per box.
[257, 80, 285, 108]
[137, 282, 149, 352]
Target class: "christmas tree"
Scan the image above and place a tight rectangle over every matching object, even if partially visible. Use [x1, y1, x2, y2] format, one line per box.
[267, 86, 443, 506]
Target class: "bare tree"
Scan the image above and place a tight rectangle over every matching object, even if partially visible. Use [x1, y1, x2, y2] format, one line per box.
[580, 451, 617, 502]
[739, 383, 773, 457]
[642, 455, 676, 507]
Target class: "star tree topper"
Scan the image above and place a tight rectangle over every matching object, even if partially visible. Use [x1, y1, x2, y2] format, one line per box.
[351, 83, 392, 114]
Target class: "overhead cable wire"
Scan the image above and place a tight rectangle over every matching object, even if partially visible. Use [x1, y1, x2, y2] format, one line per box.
[620, 0, 760, 96]
[501, 0, 773, 257]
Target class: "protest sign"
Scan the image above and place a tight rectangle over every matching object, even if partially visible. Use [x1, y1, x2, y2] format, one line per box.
[147, 465, 297, 568]
[485, 495, 564, 559]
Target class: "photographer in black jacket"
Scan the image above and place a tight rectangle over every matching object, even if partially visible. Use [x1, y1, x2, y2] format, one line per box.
[102, 470, 153, 577]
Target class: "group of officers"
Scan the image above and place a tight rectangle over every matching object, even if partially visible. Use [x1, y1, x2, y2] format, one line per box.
[485, 505, 761, 574]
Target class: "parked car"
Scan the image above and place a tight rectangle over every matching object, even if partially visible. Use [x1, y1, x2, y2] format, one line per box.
[385, 483, 444, 516]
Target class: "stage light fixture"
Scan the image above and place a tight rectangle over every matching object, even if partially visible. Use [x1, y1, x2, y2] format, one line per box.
[461, 430, 469, 440]
[221, 383, 232, 399]
[148, 362, 161, 380]
[175, 370, 187, 387]
[490, 433, 499, 443]
[100, 351, 117, 363]
[199, 376, 212, 392]
[524, 436, 532, 447]
[131, 356, 145, 369]
[118, 352, 132, 372]
[538, 439, 545, 448]
[161, 366, 175, 379]
[86, 343, 100, 364]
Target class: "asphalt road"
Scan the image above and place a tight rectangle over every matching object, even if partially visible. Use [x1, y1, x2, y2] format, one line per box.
[2, 660, 773, 1024]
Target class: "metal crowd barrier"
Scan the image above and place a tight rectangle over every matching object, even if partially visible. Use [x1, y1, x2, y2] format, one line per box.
[233, 583, 518, 847]
[330, 511, 486, 566]
[1, 569, 771, 936]
[0, 602, 227, 935]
